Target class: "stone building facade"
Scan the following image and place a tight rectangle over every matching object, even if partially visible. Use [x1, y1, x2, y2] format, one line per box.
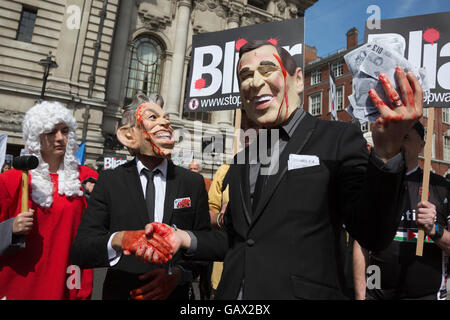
[0, 0, 317, 176]
[0, 0, 118, 165]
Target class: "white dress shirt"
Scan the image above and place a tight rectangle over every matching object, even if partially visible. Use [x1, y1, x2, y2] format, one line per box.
[107, 158, 168, 266]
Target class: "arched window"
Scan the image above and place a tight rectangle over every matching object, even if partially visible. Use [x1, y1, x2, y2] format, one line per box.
[125, 36, 164, 103]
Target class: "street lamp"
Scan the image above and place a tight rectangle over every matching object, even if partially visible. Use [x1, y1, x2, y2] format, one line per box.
[38, 51, 58, 101]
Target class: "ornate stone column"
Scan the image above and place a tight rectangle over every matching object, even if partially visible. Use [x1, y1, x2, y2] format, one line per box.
[165, 0, 191, 118]
[216, 4, 242, 127]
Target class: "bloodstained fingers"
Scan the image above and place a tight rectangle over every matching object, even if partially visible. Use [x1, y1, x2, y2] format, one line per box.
[148, 238, 172, 262]
[369, 89, 401, 128]
[379, 73, 402, 107]
[151, 232, 173, 254]
[143, 246, 154, 264]
[406, 72, 423, 118]
[369, 89, 391, 115]
[394, 66, 415, 108]
[151, 222, 173, 238]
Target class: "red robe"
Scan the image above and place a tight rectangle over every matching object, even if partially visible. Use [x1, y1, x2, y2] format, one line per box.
[0, 166, 98, 300]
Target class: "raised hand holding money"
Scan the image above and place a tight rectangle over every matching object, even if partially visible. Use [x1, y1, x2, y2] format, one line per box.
[344, 36, 429, 125]
[370, 66, 424, 161]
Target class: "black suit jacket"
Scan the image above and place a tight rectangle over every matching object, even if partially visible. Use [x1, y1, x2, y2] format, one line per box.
[70, 159, 210, 299]
[192, 113, 405, 299]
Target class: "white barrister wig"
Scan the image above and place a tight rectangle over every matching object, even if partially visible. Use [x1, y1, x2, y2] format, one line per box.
[22, 101, 82, 208]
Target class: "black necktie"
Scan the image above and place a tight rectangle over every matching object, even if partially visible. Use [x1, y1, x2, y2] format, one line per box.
[143, 168, 159, 223]
[252, 130, 273, 214]
[252, 167, 265, 214]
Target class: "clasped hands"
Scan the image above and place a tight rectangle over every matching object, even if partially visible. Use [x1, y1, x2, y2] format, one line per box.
[119, 222, 180, 264]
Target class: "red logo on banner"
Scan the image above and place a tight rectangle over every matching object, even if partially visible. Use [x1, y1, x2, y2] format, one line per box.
[194, 78, 206, 89]
[423, 28, 440, 45]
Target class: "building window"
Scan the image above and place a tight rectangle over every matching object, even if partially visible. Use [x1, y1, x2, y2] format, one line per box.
[125, 36, 165, 101]
[443, 108, 450, 125]
[331, 61, 344, 78]
[444, 136, 450, 161]
[16, 7, 37, 43]
[183, 112, 212, 124]
[311, 69, 321, 85]
[248, 0, 267, 10]
[309, 93, 322, 116]
[329, 86, 345, 112]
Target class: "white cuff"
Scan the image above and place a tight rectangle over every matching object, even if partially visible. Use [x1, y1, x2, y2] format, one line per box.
[107, 232, 122, 267]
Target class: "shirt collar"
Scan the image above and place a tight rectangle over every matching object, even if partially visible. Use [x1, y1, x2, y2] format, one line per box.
[136, 157, 168, 178]
[281, 107, 305, 139]
[406, 165, 419, 176]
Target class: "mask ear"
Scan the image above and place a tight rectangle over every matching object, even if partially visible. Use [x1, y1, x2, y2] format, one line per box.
[294, 67, 304, 94]
[117, 125, 139, 151]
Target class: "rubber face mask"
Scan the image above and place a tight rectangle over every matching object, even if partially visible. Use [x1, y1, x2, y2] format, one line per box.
[135, 102, 175, 158]
[117, 102, 175, 158]
[238, 45, 303, 128]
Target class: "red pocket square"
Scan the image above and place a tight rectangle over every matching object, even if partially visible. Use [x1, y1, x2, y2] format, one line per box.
[174, 197, 191, 209]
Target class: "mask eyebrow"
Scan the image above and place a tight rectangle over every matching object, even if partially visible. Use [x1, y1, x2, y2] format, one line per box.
[260, 60, 277, 67]
[140, 108, 161, 118]
[238, 67, 250, 77]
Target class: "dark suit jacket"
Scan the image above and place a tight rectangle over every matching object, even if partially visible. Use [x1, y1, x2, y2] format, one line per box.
[70, 159, 211, 300]
[192, 113, 405, 300]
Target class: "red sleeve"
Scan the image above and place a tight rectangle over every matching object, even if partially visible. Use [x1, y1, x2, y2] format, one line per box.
[78, 166, 99, 181]
[0, 170, 22, 223]
[70, 166, 97, 300]
[68, 268, 93, 300]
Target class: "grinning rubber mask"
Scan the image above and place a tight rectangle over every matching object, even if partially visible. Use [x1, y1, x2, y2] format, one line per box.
[238, 45, 303, 128]
[117, 102, 175, 158]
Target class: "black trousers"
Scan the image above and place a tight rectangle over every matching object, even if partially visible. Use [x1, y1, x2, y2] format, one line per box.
[102, 269, 192, 300]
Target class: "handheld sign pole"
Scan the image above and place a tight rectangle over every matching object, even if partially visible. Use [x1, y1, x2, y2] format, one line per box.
[416, 107, 434, 256]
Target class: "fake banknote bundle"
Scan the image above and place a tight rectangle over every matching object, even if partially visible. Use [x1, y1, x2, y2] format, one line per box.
[344, 35, 430, 123]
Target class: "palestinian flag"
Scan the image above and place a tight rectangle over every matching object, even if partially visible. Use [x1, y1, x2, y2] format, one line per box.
[394, 230, 434, 243]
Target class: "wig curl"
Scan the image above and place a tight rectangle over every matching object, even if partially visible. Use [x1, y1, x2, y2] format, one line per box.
[22, 101, 82, 207]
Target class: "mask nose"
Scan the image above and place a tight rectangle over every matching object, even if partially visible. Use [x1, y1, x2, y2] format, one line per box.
[251, 70, 265, 88]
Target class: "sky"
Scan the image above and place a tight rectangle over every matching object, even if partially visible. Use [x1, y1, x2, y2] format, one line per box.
[304, 0, 450, 57]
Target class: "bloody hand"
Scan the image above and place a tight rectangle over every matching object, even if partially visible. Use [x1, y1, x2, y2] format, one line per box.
[130, 268, 181, 300]
[121, 230, 173, 264]
[369, 66, 423, 161]
[145, 222, 181, 253]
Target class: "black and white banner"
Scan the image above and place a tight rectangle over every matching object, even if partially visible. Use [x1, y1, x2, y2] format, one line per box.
[184, 18, 304, 113]
[365, 11, 450, 107]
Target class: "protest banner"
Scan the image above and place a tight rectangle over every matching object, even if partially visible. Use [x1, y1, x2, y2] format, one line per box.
[184, 18, 305, 157]
[365, 12, 450, 255]
[184, 18, 304, 114]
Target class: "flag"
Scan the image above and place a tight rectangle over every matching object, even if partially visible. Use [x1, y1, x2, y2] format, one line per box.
[329, 69, 337, 121]
[76, 142, 86, 165]
[0, 134, 7, 169]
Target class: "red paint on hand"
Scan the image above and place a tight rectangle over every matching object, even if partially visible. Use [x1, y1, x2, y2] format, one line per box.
[122, 229, 173, 263]
[121, 230, 148, 254]
[369, 89, 388, 109]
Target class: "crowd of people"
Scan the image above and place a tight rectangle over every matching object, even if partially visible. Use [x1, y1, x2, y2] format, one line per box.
[0, 40, 448, 300]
